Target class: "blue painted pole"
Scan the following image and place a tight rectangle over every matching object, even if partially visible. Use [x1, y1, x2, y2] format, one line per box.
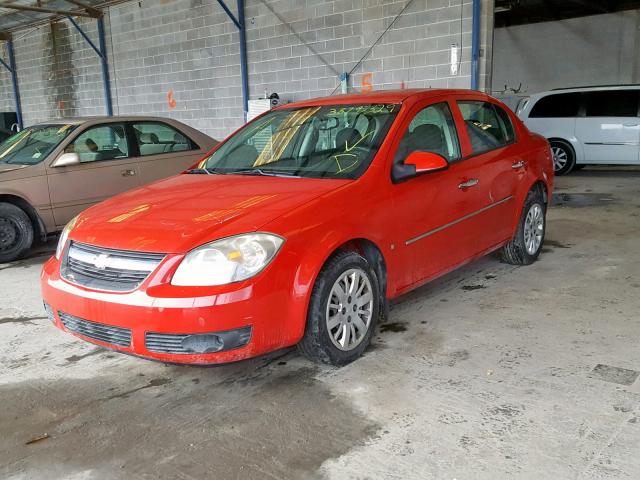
[237, 0, 249, 122]
[7, 40, 23, 130]
[97, 17, 113, 116]
[470, 0, 481, 91]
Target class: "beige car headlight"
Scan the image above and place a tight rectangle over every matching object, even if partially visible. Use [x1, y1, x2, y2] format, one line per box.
[171, 233, 284, 286]
[55, 216, 78, 260]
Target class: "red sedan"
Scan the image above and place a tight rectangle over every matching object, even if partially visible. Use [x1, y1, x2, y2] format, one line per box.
[41, 89, 553, 366]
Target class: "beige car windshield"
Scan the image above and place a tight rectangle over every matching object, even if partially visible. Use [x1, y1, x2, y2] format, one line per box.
[0, 124, 76, 165]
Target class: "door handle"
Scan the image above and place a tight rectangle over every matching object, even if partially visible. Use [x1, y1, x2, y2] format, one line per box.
[121, 169, 136, 177]
[623, 123, 639, 127]
[512, 160, 527, 169]
[458, 178, 479, 189]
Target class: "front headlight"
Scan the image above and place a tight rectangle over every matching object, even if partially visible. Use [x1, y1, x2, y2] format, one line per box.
[171, 233, 284, 286]
[55, 216, 78, 260]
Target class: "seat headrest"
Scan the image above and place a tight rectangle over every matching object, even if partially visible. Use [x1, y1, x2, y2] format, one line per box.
[139, 132, 159, 144]
[409, 124, 444, 152]
[335, 128, 359, 150]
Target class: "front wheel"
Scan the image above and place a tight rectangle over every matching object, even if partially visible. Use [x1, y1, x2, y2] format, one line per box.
[298, 251, 380, 366]
[0, 202, 34, 263]
[501, 188, 546, 265]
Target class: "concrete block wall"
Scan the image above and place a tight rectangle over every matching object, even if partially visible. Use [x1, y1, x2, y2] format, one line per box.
[1, 0, 493, 140]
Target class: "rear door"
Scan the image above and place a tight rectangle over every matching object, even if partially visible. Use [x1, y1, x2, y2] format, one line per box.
[575, 89, 640, 164]
[455, 99, 524, 245]
[47, 122, 140, 227]
[129, 121, 208, 185]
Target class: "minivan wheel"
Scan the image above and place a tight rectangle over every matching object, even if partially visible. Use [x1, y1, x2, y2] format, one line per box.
[0, 203, 34, 263]
[550, 140, 575, 175]
[298, 251, 379, 366]
[501, 188, 546, 266]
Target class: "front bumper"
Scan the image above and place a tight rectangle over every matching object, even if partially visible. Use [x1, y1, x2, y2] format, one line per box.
[40, 254, 305, 365]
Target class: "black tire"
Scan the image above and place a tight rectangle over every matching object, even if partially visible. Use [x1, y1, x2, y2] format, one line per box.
[549, 140, 575, 175]
[298, 251, 380, 366]
[501, 187, 546, 266]
[0, 202, 34, 263]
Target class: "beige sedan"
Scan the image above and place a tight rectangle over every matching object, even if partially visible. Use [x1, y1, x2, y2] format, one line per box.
[0, 116, 217, 262]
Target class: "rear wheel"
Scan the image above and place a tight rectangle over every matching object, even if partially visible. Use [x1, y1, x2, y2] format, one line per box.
[298, 251, 379, 366]
[501, 188, 546, 265]
[0, 202, 34, 263]
[550, 140, 575, 175]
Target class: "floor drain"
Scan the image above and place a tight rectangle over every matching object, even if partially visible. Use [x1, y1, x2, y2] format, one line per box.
[589, 364, 639, 386]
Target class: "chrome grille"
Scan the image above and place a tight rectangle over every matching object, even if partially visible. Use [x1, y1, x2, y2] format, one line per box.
[145, 327, 252, 354]
[59, 311, 131, 347]
[61, 241, 165, 292]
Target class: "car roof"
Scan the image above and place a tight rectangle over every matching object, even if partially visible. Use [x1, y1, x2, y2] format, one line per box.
[530, 84, 640, 98]
[33, 116, 185, 126]
[280, 88, 491, 108]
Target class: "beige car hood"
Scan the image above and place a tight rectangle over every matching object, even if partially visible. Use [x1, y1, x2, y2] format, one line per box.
[0, 163, 36, 180]
[0, 163, 30, 174]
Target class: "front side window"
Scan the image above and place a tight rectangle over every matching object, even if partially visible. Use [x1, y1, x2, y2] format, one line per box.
[394, 102, 460, 163]
[133, 122, 196, 156]
[458, 101, 511, 154]
[0, 124, 76, 165]
[198, 104, 398, 179]
[529, 93, 581, 118]
[66, 124, 129, 163]
[585, 90, 638, 117]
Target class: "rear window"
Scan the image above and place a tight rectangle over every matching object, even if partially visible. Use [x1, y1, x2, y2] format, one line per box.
[585, 90, 638, 117]
[529, 93, 581, 118]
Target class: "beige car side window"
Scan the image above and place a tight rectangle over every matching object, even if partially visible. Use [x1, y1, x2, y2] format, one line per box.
[68, 124, 129, 163]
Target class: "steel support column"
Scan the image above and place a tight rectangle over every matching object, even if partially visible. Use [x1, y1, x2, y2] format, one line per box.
[216, 0, 249, 121]
[67, 15, 113, 116]
[470, 0, 481, 90]
[0, 39, 23, 129]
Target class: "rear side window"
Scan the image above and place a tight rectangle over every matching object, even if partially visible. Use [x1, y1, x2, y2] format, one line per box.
[457, 101, 511, 154]
[132, 122, 196, 157]
[529, 93, 581, 118]
[585, 90, 638, 117]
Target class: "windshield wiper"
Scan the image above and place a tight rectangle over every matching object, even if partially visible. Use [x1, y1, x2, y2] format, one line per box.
[185, 168, 221, 175]
[227, 168, 300, 178]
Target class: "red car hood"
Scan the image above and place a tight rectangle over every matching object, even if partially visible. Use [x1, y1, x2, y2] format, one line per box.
[70, 174, 348, 253]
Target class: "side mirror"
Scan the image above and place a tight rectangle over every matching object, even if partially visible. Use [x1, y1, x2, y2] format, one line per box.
[404, 151, 449, 173]
[392, 151, 448, 182]
[54, 152, 80, 167]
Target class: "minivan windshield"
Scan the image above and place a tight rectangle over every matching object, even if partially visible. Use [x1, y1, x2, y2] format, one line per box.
[0, 124, 76, 165]
[197, 104, 399, 179]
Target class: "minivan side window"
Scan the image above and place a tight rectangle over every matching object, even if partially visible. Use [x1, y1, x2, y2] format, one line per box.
[529, 93, 581, 118]
[457, 101, 511, 154]
[585, 90, 638, 117]
[132, 122, 196, 157]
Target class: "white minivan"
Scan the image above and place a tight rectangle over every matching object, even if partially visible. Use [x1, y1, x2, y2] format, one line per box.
[517, 85, 640, 174]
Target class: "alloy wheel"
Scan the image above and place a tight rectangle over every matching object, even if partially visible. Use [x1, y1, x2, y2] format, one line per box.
[523, 203, 544, 255]
[326, 268, 374, 351]
[551, 146, 568, 172]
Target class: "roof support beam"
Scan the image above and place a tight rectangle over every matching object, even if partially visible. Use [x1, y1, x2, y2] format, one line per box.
[64, 0, 103, 18]
[216, 0, 249, 121]
[0, 2, 94, 18]
[67, 15, 113, 115]
[0, 38, 24, 129]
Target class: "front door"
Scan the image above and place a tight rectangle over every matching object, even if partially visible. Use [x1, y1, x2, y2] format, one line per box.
[575, 89, 640, 164]
[47, 122, 140, 227]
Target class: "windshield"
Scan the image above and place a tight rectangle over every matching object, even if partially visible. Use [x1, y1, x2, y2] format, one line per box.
[197, 104, 399, 179]
[0, 124, 76, 165]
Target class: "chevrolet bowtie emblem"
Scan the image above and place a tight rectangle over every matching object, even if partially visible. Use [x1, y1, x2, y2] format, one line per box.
[93, 253, 111, 270]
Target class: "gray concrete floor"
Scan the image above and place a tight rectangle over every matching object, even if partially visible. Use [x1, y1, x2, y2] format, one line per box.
[1, 169, 639, 480]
